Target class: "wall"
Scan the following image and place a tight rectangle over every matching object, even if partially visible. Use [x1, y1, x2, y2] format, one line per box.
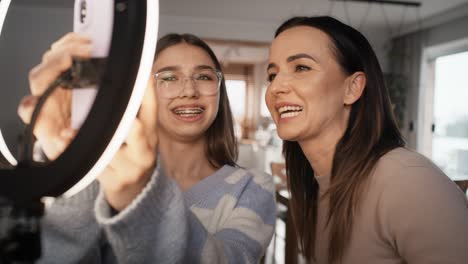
[159, 14, 392, 72]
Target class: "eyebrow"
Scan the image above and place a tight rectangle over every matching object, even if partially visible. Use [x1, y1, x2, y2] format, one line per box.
[267, 53, 319, 71]
[194, 65, 216, 71]
[267, 63, 277, 71]
[287, 53, 319, 63]
[155, 64, 216, 73]
[155, 66, 179, 73]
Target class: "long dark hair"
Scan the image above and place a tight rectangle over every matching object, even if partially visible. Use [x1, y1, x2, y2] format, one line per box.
[155, 33, 238, 168]
[275, 16, 405, 263]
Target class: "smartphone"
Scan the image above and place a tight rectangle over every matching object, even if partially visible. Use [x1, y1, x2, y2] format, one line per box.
[71, 0, 114, 129]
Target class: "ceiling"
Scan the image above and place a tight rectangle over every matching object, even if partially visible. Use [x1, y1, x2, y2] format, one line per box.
[161, 0, 468, 32]
[14, 0, 468, 36]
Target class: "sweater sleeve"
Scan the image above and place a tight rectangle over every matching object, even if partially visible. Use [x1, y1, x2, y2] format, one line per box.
[381, 164, 468, 264]
[94, 168, 276, 264]
[94, 169, 189, 264]
[38, 181, 107, 264]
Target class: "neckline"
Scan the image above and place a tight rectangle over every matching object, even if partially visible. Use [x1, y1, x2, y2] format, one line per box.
[315, 174, 331, 195]
[182, 165, 236, 207]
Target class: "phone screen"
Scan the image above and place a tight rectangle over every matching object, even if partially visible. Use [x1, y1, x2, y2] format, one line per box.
[71, 0, 113, 129]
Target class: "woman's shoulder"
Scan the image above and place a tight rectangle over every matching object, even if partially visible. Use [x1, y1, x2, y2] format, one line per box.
[372, 147, 460, 198]
[369, 150, 468, 260]
[378, 147, 437, 168]
[375, 147, 445, 177]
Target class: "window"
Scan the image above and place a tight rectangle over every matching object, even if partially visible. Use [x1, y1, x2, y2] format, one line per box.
[226, 80, 247, 122]
[432, 51, 468, 180]
[223, 63, 253, 139]
[226, 79, 247, 139]
[260, 85, 270, 118]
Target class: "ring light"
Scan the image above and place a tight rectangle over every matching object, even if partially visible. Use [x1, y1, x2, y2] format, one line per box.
[0, 0, 159, 204]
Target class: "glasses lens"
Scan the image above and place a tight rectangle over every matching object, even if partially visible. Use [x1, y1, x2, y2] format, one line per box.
[155, 71, 184, 98]
[156, 71, 183, 83]
[193, 69, 220, 95]
[154, 69, 221, 98]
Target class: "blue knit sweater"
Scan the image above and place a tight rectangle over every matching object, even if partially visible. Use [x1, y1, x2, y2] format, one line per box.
[39, 165, 276, 263]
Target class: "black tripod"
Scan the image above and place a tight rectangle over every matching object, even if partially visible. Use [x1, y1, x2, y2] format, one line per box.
[0, 198, 43, 263]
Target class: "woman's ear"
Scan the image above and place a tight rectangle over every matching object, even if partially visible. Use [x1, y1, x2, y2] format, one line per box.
[344, 72, 366, 105]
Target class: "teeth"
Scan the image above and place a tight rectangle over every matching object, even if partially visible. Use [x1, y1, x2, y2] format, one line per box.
[278, 106, 303, 114]
[174, 107, 204, 115]
[179, 113, 199, 117]
[280, 111, 301, 119]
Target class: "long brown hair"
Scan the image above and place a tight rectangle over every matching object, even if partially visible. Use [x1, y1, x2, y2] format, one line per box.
[155, 34, 238, 168]
[275, 17, 405, 263]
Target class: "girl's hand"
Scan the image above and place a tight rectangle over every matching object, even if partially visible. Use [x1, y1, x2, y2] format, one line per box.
[97, 79, 159, 211]
[17, 33, 91, 160]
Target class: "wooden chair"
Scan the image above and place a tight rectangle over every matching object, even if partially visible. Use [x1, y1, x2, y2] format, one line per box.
[269, 162, 300, 264]
[454, 180, 468, 194]
[270, 162, 287, 188]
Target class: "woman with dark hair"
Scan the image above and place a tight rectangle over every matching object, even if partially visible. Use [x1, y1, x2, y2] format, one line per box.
[265, 16, 468, 263]
[18, 33, 275, 263]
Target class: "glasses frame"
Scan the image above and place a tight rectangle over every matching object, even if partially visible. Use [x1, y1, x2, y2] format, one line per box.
[153, 68, 223, 98]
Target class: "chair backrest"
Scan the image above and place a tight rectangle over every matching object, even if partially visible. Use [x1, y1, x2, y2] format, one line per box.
[454, 180, 468, 194]
[270, 162, 287, 185]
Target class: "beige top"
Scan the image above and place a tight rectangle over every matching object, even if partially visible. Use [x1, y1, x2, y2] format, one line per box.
[312, 147, 468, 264]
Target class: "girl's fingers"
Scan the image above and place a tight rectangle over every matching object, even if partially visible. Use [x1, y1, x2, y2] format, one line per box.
[97, 166, 119, 192]
[107, 147, 146, 187]
[140, 80, 158, 116]
[50, 32, 91, 51]
[125, 119, 156, 166]
[138, 81, 158, 138]
[17, 95, 38, 124]
[42, 41, 92, 64]
[53, 137, 69, 154]
[30, 38, 92, 95]
[59, 128, 78, 141]
[126, 120, 147, 153]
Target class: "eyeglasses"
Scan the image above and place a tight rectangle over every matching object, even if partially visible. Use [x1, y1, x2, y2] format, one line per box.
[154, 68, 223, 99]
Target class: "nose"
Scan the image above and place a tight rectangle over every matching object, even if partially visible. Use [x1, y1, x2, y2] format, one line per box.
[179, 78, 199, 98]
[268, 72, 292, 95]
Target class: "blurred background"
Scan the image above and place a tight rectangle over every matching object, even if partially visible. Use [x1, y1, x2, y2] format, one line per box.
[1, 0, 467, 262]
